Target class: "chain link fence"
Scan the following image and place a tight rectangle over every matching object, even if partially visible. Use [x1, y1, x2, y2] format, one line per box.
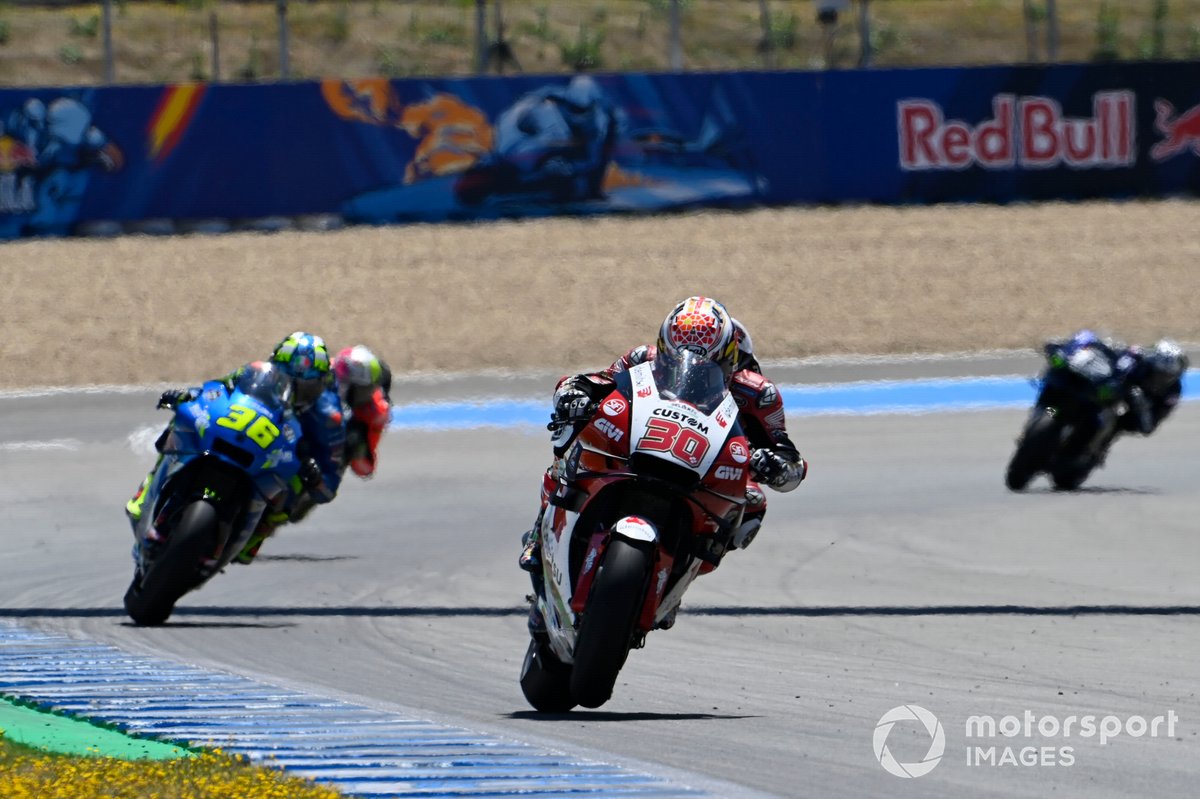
[1, 1, 1199, 87]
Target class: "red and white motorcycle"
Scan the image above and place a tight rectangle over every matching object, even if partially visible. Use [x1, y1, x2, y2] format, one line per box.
[520, 349, 752, 711]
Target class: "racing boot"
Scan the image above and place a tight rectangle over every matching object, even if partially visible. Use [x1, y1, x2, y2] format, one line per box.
[518, 508, 546, 574]
[125, 457, 163, 528]
[126, 437, 169, 527]
[234, 511, 289, 565]
[526, 597, 547, 636]
[732, 484, 767, 550]
[125, 473, 152, 527]
[525, 565, 548, 635]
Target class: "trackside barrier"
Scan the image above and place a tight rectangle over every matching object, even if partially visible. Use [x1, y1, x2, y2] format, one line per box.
[1, 62, 1199, 239]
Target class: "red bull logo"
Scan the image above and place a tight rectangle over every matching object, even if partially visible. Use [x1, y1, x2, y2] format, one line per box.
[1150, 99, 1200, 161]
[899, 91, 1135, 171]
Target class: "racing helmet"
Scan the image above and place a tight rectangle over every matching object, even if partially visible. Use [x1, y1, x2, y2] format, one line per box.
[1068, 329, 1102, 349]
[657, 296, 739, 383]
[271, 331, 331, 411]
[333, 345, 385, 406]
[1143, 338, 1188, 396]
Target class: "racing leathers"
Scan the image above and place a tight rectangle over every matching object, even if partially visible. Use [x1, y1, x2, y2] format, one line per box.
[1115, 349, 1184, 436]
[1043, 334, 1184, 442]
[125, 375, 346, 562]
[341, 358, 393, 478]
[521, 343, 807, 579]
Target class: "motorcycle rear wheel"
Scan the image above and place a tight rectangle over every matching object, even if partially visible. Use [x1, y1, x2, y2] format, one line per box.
[519, 637, 575, 713]
[1051, 464, 1092, 491]
[1005, 409, 1061, 491]
[124, 500, 218, 626]
[569, 539, 652, 709]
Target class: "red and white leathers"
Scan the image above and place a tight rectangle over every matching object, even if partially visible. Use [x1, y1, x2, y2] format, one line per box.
[541, 343, 806, 552]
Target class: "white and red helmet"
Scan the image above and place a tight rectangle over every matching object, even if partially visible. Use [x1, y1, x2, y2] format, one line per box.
[333, 345, 384, 401]
[656, 296, 739, 380]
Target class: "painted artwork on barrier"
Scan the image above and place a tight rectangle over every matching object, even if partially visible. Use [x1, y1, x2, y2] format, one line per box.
[0, 94, 123, 237]
[2, 63, 1200, 240]
[323, 76, 764, 223]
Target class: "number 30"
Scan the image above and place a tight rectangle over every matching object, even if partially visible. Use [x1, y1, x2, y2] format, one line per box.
[636, 418, 709, 467]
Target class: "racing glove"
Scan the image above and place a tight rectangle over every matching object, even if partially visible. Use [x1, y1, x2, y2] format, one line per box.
[156, 388, 195, 410]
[750, 448, 807, 491]
[548, 387, 596, 429]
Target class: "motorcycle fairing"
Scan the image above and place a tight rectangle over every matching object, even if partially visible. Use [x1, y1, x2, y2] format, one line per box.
[538, 358, 746, 664]
[132, 379, 302, 575]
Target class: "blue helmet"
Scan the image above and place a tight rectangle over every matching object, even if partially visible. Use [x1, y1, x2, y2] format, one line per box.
[271, 331, 331, 410]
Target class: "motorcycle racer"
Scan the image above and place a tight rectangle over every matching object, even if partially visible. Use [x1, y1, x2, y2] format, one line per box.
[1041, 330, 1187, 450]
[333, 345, 393, 478]
[519, 297, 808, 586]
[1114, 338, 1187, 436]
[126, 332, 346, 563]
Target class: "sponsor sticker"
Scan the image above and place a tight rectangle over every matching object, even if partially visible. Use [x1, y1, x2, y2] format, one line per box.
[603, 397, 627, 416]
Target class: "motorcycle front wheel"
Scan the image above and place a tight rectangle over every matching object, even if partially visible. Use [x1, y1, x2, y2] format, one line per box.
[569, 539, 652, 709]
[1005, 409, 1062, 491]
[123, 500, 218, 625]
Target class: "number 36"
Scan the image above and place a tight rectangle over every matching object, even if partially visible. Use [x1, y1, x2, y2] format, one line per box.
[216, 404, 280, 449]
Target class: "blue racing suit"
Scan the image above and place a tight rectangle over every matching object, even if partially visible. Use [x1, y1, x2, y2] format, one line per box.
[293, 385, 347, 507]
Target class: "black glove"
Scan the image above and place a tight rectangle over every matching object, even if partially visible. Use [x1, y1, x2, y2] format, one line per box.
[750, 448, 790, 487]
[549, 387, 595, 429]
[156, 388, 195, 410]
[298, 457, 324, 492]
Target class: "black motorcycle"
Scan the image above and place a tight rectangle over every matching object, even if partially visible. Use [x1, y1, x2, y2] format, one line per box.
[1005, 343, 1129, 491]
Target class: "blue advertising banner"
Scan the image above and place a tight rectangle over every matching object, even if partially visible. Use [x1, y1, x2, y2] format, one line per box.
[1, 62, 1199, 238]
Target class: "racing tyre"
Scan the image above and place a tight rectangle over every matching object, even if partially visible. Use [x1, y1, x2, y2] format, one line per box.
[124, 501, 218, 625]
[1005, 409, 1061, 491]
[519, 637, 576, 713]
[1051, 457, 1096, 491]
[569, 539, 652, 709]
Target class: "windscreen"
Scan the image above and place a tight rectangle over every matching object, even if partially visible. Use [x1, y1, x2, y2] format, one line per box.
[650, 349, 729, 414]
[233, 362, 292, 411]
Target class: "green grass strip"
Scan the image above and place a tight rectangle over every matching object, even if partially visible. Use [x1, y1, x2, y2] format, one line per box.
[0, 697, 193, 760]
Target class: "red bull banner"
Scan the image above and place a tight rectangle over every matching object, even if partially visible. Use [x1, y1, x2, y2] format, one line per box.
[898, 92, 1135, 171]
[0, 61, 1199, 238]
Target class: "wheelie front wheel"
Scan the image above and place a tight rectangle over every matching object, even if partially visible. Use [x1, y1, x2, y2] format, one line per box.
[569, 539, 652, 709]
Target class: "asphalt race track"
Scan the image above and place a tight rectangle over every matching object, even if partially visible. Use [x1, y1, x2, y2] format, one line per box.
[1, 373, 1198, 798]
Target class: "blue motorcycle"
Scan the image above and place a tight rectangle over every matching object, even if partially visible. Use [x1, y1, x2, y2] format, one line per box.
[1005, 338, 1132, 491]
[124, 363, 303, 625]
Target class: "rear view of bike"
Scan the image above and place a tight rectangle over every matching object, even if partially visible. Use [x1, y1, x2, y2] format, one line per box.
[124, 364, 302, 625]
